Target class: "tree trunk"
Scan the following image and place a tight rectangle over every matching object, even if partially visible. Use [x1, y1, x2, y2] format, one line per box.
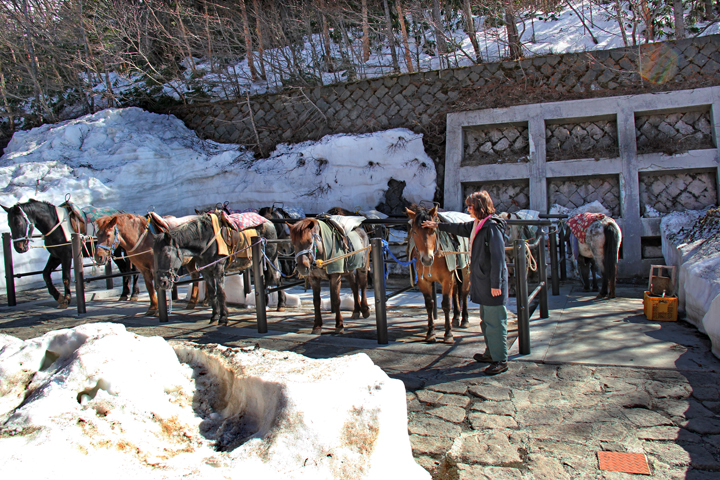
[383, 0, 399, 73]
[362, 0, 370, 62]
[504, 0, 522, 60]
[463, 0, 482, 63]
[239, 0, 258, 81]
[673, 0, 685, 39]
[615, 0, 629, 47]
[252, 0, 266, 80]
[396, 1, 414, 72]
[432, 0, 448, 68]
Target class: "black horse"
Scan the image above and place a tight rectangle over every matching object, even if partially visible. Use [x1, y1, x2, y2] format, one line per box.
[2, 199, 139, 308]
[152, 213, 283, 325]
[258, 205, 296, 278]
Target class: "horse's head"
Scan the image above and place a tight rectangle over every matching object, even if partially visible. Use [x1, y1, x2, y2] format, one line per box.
[289, 218, 322, 277]
[406, 204, 439, 267]
[94, 215, 121, 266]
[152, 232, 184, 289]
[2, 203, 34, 253]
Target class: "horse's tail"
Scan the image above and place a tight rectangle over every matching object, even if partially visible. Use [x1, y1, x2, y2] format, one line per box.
[603, 221, 621, 282]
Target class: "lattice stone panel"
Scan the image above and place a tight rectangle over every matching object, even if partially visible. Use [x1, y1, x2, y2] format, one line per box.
[462, 180, 529, 213]
[546, 119, 618, 161]
[548, 175, 621, 217]
[462, 124, 530, 165]
[639, 170, 718, 214]
[636, 110, 714, 155]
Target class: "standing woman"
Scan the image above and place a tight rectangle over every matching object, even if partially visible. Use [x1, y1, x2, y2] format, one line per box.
[422, 191, 509, 375]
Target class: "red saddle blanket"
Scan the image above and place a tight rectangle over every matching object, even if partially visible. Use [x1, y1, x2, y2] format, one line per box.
[222, 211, 269, 231]
[567, 212, 606, 244]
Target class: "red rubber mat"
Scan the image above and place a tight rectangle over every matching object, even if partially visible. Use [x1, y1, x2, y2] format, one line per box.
[597, 451, 651, 475]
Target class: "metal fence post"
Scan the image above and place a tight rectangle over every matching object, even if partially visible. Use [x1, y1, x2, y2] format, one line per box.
[558, 223, 567, 281]
[548, 226, 559, 296]
[515, 239, 530, 355]
[371, 238, 388, 344]
[72, 233, 86, 315]
[105, 262, 113, 289]
[538, 233, 549, 319]
[252, 237, 268, 334]
[3, 233, 16, 307]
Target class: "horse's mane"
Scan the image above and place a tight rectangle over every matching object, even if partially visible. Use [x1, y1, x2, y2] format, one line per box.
[407, 204, 434, 228]
[166, 214, 210, 245]
[290, 217, 317, 243]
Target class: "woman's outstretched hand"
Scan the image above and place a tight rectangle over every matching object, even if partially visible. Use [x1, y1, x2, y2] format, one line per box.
[421, 220, 438, 229]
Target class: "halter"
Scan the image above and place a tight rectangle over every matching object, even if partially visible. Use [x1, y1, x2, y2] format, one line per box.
[409, 216, 440, 266]
[11, 207, 34, 244]
[294, 231, 322, 265]
[96, 225, 121, 252]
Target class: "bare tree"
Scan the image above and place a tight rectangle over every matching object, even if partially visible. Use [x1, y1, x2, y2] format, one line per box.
[463, 0, 482, 63]
[383, 0, 400, 72]
[396, 0, 415, 72]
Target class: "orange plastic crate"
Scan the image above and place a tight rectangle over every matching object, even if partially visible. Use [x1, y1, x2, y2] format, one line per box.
[643, 291, 678, 321]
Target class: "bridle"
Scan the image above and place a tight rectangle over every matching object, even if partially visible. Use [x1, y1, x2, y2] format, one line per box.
[409, 215, 440, 266]
[294, 231, 322, 266]
[96, 225, 121, 252]
[11, 207, 34, 245]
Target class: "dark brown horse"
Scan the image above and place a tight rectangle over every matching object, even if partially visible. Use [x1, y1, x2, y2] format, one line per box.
[93, 213, 202, 316]
[406, 205, 470, 343]
[289, 217, 370, 334]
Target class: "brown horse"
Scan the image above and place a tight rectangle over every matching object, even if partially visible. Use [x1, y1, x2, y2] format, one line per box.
[289, 217, 370, 334]
[93, 213, 201, 316]
[406, 205, 470, 343]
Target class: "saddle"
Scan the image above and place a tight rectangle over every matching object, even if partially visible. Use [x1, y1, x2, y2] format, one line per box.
[147, 211, 199, 232]
[316, 214, 365, 253]
[61, 199, 119, 237]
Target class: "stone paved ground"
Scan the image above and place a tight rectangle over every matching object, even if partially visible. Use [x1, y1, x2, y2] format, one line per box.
[2, 281, 719, 479]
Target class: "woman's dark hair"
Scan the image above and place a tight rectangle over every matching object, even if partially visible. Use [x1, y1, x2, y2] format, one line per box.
[465, 190, 496, 219]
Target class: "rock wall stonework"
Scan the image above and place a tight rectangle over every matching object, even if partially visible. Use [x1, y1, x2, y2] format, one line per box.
[640, 170, 718, 214]
[166, 36, 720, 205]
[462, 124, 530, 165]
[548, 176, 621, 217]
[462, 180, 530, 213]
[636, 109, 714, 155]
[546, 119, 618, 161]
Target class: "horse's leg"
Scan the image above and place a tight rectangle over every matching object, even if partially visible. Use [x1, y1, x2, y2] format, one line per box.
[590, 260, 599, 292]
[43, 256, 62, 304]
[59, 256, 73, 309]
[578, 256, 592, 292]
[113, 252, 131, 300]
[310, 276, 324, 334]
[271, 259, 287, 312]
[205, 274, 220, 324]
[216, 272, 228, 325]
[358, 268, 370, 319]
[347, 270, 361, 320]
[441, 277, 454, 343]
[186, 260, 199, 309]
[130, 264, 141, 301]
[417, 278, 436, 343]
[329, 274, 344, 333]
[142, 268, 159, 316]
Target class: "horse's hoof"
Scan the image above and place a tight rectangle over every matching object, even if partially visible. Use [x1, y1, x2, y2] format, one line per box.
[362, 308, 370, 319]
[582, 287, 591, 292]
[608, 294, 616, 299]
[209, 319, 219, 326]
[186, 303, 196, 310]
[443, 334, 454, 343]
[219, 318, 228, 326]
[425, 335, 436, 343]
[130, 296, 139, 302]
[351, 312, 360, 320]
[312, 327, 322, 335]
[460, 320, 470, 328]
[335, 327, 344, 334]
[146, 308, 158, 317]
[119, 295, 129, 301]
[276, 306, 286, 312]
[451, 320, 459, 328]
[56, 302, 69, 310]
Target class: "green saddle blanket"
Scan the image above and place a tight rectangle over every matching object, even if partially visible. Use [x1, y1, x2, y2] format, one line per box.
[318, 221, 366, 275]
[61, 200, 119, 224]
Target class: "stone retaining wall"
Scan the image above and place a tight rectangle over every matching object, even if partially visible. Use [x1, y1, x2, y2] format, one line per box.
[166, 36, 720, 205]
[640, 170, 718, 214]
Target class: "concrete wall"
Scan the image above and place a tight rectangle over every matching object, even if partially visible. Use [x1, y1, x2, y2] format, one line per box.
[444, 87, 720, 278]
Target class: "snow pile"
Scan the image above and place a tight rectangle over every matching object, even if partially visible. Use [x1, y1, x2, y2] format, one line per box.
[0, 323, 428, 480]
[661, 207, 720, 358]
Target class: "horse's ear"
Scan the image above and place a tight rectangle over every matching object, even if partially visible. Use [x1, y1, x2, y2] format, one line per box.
[105, 216, 118, 229]
[429, 205, 438, 217]
[405, 207, 416, 220]
[1, 205, 10, 213]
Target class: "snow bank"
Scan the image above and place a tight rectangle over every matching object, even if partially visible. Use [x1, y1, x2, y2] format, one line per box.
[0, 323, 428, 480]
[661, 208, 720, 358]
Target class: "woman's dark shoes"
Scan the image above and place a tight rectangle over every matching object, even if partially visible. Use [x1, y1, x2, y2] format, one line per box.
[484, 362, 508, 375]
[473, 350, 492, 363]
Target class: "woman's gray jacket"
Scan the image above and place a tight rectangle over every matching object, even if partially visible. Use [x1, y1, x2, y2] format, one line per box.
[438, 215, 508, 306]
